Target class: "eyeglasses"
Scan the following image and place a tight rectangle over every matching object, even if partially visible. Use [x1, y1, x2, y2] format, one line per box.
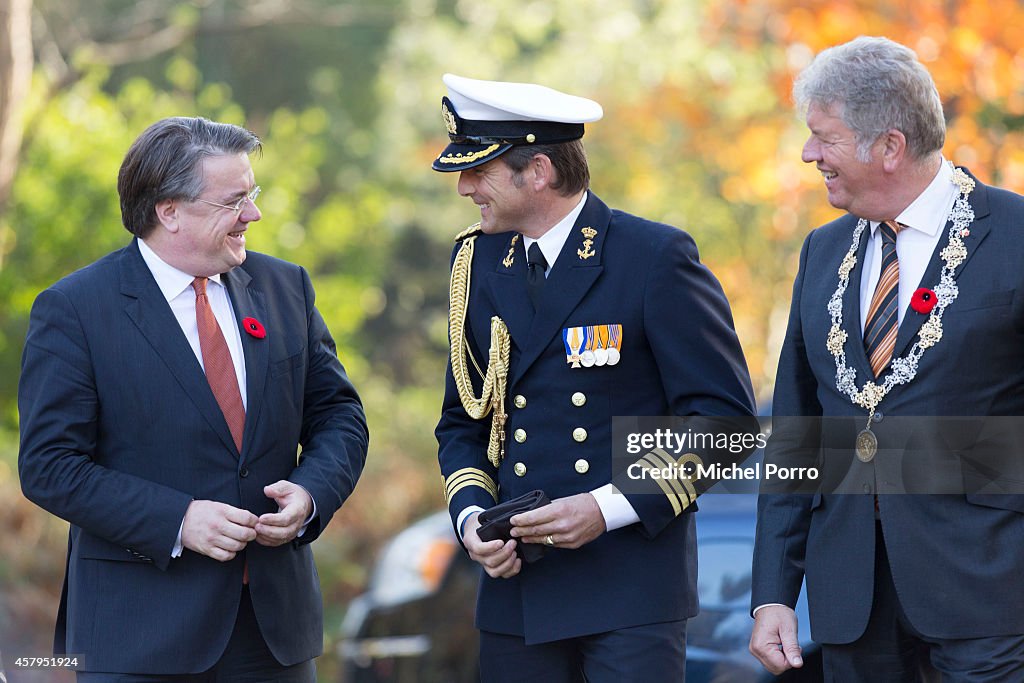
[194, 186, 261, 213]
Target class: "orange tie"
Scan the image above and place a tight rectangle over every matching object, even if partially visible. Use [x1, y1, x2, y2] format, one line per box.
[192, 277, 249, 583]
[191, 277, 245, 452]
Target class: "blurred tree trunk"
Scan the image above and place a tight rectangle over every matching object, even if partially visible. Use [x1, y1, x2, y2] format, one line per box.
[0, 0, 32, 214]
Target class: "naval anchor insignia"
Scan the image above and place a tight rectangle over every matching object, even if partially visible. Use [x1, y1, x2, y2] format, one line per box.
[577, 226, 597, 260]
[503, 234, 520, 268]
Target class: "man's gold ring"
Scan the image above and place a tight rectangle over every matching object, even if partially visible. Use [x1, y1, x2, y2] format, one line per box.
[545, 535, 555, 546]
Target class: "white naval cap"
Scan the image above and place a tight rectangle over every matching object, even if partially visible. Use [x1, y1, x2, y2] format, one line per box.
[433, 73, 603, 172]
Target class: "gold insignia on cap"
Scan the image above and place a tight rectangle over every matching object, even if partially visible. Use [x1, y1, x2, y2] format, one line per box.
[578, 226, 597, 260]
[437, 144, 501, 165]
[526, 133, 536, 143]
[503, 234, 520, 268]
[443, 101, 458, 135]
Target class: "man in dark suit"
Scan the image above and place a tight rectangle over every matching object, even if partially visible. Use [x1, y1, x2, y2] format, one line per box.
[18, 117, 369, 681]
[750, 37, 1024, 681]
[432, 74, 756, 681]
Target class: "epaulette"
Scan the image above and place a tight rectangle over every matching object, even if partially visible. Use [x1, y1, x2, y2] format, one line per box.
[455, 223, 483, 242]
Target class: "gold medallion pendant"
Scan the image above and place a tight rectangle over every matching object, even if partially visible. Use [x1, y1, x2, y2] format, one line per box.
[855, 429, 878, 463]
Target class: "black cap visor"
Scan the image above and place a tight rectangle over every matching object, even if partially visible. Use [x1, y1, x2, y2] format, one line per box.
[432, 141, 514, 172]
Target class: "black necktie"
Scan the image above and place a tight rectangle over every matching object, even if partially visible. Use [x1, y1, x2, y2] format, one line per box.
[526, 242, 548, 310]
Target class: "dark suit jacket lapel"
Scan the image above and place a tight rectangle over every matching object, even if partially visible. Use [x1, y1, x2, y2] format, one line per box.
[487, 235, 534, 355]
[223, 265, 269, 463]
[892, 169, 992, 359]
[511, 194, 608, 384]
[845, 220, 874, 379]
[119, 239, 239, 456]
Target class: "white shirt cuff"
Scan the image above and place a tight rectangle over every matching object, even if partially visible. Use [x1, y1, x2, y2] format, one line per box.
[591, 484, 639, 531]
[297, 485, 317, 538]
[457, 505, 486, 540]
[172, 519, 185, 558]
[753, 603, 790, 617]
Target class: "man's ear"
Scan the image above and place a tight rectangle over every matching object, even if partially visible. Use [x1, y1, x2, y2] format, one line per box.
[154, 199, 180, 233]
[880, 129, 907, 173]
[530, 153, 556, 191]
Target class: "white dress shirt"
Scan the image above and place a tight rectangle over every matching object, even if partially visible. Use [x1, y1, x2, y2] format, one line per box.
[521, 191, 588, 271]
[859, 160, 957, 330]
[457, 192, 641, 538]
[137, 239, 248, 407]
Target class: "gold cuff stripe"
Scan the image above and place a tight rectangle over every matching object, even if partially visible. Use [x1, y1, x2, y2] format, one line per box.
[641, 449, 689, 499]
[637, 448, 696, 516]
[448, 472, 496, 498]
[444, 468, 496, 497]
[437, 144, 502, 165]
[444, 468, 498, 504]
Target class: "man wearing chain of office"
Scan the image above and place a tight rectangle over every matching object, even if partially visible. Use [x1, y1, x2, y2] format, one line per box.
[750, 37, 1024, 682]
[432, 74, 756, 681]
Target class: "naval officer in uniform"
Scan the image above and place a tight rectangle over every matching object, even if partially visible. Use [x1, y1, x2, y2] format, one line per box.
[433, 74, 757, 681]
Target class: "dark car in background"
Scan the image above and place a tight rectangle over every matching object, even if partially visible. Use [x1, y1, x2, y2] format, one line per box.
[338, 483, 824, 683]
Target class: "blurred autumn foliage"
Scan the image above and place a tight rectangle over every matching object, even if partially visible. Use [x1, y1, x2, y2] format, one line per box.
[3, 0, 1024, 679]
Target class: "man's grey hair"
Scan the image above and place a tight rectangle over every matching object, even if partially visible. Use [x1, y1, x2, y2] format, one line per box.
[794, 36, 945, 162]
[117, 117, 261, 238]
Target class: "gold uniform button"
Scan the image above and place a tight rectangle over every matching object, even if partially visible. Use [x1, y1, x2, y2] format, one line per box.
[571, 392, 587, 407]
[574, 459, 590, 474]
[514, 395, 527, 409]
[572, 427, 588, 443]
[514, 428, 527, 443]
[513, 462, 527, 477]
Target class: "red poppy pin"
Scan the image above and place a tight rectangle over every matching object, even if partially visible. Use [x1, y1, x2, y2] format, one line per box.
[242, 317, 266, 339]
[910, 288, 937, 315]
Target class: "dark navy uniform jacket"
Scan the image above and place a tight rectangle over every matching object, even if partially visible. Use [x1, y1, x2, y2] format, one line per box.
[437, 192, 755, 644]
[753, 171, 1024, 643]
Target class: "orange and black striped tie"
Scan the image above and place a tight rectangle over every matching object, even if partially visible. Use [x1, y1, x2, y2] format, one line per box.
[864, 221, 902, 377]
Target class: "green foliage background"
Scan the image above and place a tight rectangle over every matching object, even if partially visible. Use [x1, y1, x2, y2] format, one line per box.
[4, 0, 1024, 679]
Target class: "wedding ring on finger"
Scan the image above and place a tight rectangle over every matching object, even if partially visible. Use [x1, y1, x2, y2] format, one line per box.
[545, 534, 555, 546]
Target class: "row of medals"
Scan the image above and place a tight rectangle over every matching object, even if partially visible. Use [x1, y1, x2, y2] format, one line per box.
[579, 345, 620, 367]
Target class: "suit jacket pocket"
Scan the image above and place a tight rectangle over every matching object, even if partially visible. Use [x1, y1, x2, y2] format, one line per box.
[271, 349, 305, 378]
[77, 531, 153, 563]
[964, 493, 1024, 514]
[963, 454, 1024, 513]
[950, 288, 1014, 313]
